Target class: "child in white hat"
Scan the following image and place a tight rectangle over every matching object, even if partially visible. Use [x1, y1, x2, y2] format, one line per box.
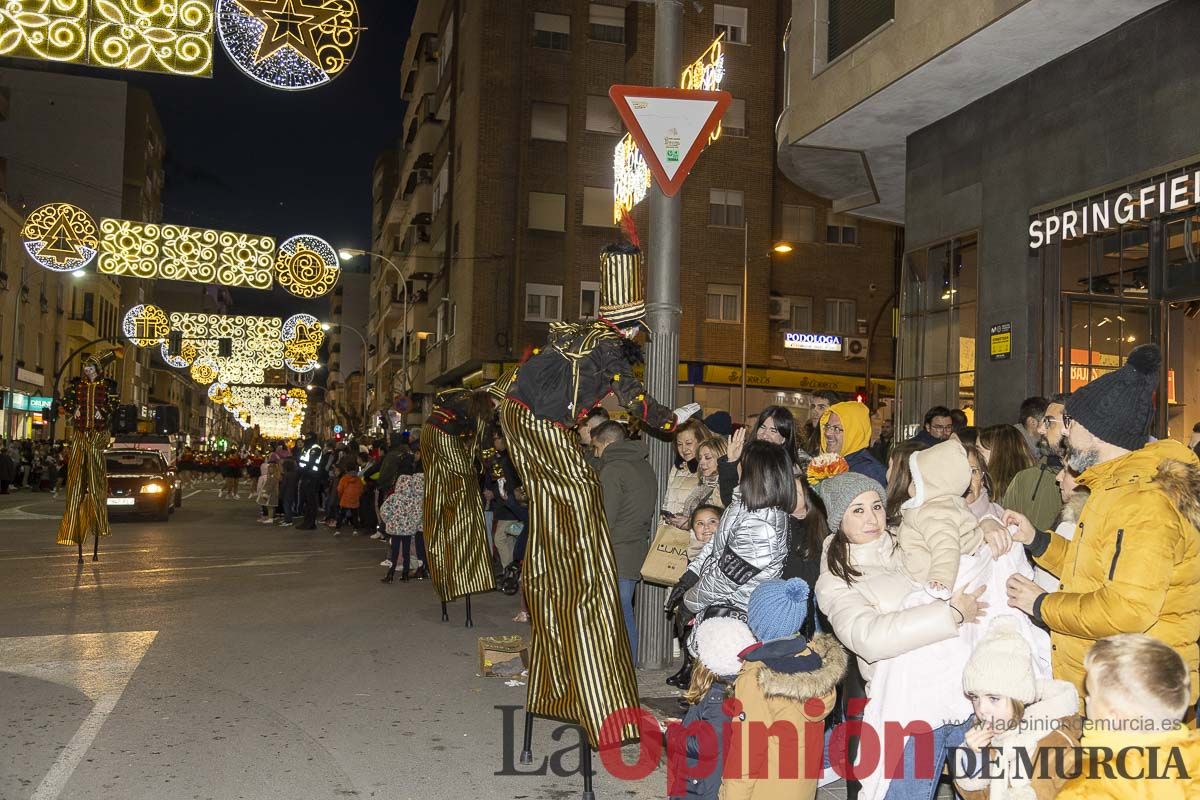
[954, 617, 1082, 799]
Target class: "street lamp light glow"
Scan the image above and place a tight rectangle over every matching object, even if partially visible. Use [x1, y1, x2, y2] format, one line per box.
[773, 242, 794, 254]
[306, 384, 315, 391]
[338, 249, 357, 261]
[71, 269, 88, 279]
[321, 323, 331, 331]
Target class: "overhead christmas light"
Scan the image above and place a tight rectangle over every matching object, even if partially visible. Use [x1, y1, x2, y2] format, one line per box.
[122, 304, 172, 347]
[275, 234, 341, 299]
[216, 0, 361, 91]
[21, 203, 99, 273]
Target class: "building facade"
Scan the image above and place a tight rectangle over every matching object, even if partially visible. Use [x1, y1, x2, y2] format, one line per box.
[777, 0, 1174, 433]
[369, 0, 900, 430]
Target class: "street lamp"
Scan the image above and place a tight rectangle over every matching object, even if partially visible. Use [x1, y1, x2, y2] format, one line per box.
[320, 320, 370, 434]
[338, 247, 411, 430]
[736, 221, 798, 419]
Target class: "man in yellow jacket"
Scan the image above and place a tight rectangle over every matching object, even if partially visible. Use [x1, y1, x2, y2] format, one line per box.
[1004, 344, 1200, 714]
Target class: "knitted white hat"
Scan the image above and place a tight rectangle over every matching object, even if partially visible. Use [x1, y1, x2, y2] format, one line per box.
[693, 617, 756, 678]
[963, 616, 1039, 704]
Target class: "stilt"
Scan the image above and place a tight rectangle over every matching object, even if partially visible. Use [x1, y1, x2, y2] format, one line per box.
[519, 710, 534, 765]
[580, 739, 595, 800]
[465, 595, 473, 628]
[441, 601, 449, 622]
[92, 533, 99, 562]
[77, 538, 83, 565]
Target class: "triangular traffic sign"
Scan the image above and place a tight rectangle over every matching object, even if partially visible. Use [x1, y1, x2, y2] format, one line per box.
[609, 85, 731, 198]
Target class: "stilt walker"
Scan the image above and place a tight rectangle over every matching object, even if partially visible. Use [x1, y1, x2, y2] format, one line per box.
[420, 388, 496, 624]
[499, 242, 700, 749]
[55, 350, 120, 563]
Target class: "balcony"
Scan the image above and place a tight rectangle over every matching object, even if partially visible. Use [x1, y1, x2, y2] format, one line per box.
[67, 316, 97, 343]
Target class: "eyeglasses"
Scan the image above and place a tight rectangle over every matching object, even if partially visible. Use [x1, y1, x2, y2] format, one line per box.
[825, 425, 844, 434]
[1062, 413, 1073, 431]
[930, 424, 954, 433]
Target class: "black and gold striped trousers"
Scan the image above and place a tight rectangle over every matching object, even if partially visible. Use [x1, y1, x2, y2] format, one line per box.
[420, 424, 495, 602]
[57, 429, 111, 547]
[499, 399, 640, 749]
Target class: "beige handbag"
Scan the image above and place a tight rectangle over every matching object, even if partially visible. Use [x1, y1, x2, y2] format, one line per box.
[640, 523, 692, 586]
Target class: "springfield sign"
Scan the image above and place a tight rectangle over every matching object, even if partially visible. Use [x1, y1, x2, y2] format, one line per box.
[1030, 167, 1200, 249]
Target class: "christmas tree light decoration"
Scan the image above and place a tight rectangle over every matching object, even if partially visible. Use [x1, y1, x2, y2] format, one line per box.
[21, 202, 100, 272]
[216, 0, 360, 91]
[275, 234, 341, 299]
[190, 356, 220, 385]
[122, 304, 171, 347]
[208, 382, 233, 405]
[0, 0, 214, 78]
[99, 220, 276, 289]
[282, 312, 323, 373]
[161, 340, 199, 369]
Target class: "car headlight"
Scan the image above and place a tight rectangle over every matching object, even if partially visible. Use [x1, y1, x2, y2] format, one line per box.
[141, 483, 166, 495]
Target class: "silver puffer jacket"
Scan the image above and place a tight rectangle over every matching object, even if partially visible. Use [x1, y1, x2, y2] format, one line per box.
[683, 490, 790, 618]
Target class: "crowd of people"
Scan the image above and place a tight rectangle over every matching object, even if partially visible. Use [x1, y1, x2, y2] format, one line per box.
[0, 439, 64, 495]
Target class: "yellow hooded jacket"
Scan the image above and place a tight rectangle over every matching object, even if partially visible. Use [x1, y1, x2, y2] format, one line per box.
[820, 401, 887, 485]
[1056, 723, 1200, 799]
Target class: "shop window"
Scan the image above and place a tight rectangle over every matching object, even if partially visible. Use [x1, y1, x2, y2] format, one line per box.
[723, 99, 746, 137]
[709, 189, 744, 227]
[782, 205, 815, 244]
[526, 283, 562, 322]
[582, 187, 613, 228]
[706, 284, 741, 322]
[714, 4, 747, 44]
[534, 12, 570, 50]
[585, 95, 621, 134]
[825, 298, 856, 334]
[529, 192, 566, 231]
[580, 281, 601, 320]
[789, 296, 813, 330]
[826, 211, 858, 244]
[898, 235, 978, 434]
[589, 4, 625, 43]
[531, 102, 568, 141]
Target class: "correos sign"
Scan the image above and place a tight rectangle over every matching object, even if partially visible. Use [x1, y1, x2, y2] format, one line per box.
[784, 332, 843, 352]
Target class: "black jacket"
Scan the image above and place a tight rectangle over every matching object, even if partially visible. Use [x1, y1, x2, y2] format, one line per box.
[507, 321, 675, 431]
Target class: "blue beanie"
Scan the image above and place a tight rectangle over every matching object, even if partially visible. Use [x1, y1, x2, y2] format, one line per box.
[747, 578, 810, 642]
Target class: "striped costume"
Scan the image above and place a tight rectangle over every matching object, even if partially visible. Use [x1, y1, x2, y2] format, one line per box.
[56, 369, 118, 548]
[420, 390, 494, 602]
[501, 314, 679, 748]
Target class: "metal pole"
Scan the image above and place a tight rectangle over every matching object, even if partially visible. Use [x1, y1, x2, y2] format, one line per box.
[741, 220, 749, 420]
[637, 0, 684, 671]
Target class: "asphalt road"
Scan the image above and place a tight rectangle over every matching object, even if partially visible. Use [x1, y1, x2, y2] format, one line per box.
[0, 483, 677, 800]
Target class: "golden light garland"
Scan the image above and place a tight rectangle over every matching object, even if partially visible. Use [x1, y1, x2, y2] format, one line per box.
[282, 313, 323, 373]
[20, 202, 100, 272]
[275, 234, 341, 299]
[216, 0, 360, 91]
[190, 356, 220, 385]
[99, 220, 276, 289]
[161, 340, 199, 369]
[0, 0, 214, 77]
[122, 304, 171, 347]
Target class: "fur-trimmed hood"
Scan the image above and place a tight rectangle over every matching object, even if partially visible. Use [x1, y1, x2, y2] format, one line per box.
[740, 632, 848, 702]
[1152, 453, 1200, 531]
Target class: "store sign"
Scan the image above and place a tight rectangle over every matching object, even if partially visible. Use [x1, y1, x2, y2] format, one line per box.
[989, 323, 1012, 361]
[28, 396, 53, 412]
[7, 392, 29, 411]
[783, 332, 843, 352]
[1029, 167, 1200, 249]
[16, 367, 44, 386]
[702, 365, 866, 394]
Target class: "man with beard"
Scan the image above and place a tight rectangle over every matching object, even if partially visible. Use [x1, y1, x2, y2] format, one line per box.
[1003, 345, 1200, 715]
[1001, 393, 1069, 531]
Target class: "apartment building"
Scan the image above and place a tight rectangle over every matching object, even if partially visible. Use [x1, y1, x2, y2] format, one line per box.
[369, 0, 900, 427]
[776, 0, 1185, 434]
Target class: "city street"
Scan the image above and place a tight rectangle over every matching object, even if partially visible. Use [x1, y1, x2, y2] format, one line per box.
[0, 488, 674, 800]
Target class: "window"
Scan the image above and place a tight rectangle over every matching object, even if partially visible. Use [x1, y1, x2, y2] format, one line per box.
[826, 211, 858, 244]
[433, 163, 449, 215]
[582, 187, 613, 228]
[589, 3, 624, 43]
[782, 205, 816, 243]
[825, 298, 856, 334]
[438, 15, 454, 81]
[436, 301, 457, 342]
[585, 95, 622, 134]
[531, 102, 568, 141]
[580, 281, 601, 320]
[789, 296, 813, 330]
[723, 98, 746, 137]
[528, 192, 566, 232]
[525, 283, 563, 322]
[706, 284, 741, 322]
[534, 12, 570, 50]
[709, 189, 744, 227]
[828, 0, 894, 62]
[714, 4, 747, 44]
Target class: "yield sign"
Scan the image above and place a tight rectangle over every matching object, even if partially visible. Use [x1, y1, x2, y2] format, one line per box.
[609, 85, 732, 198]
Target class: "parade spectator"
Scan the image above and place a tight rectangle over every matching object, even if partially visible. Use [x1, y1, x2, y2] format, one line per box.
[910, 405, 954, 447]
[666, 504, 723, 689]
[869, 415, 894, 466]
[1032, 465, 1087, 593]
[1004, 344, 1200, 712]
[977, 424, 1033, 501]
[669, 440, 794, 622]
[577, 406, 610, 452]
[380, 472, 426, 583]
[671, 436, 725, 527]
[883, 441, 927, 527]
[717, 407, 800, 506]
[334, 467, 364, 534]
[1057, 635, 1199, 799]
[664, 418, 715, 525]
[949, 408, 969, 436]
[278, 458, 299, 527]
[953, 617, 1082, 800]
[781, 477, 831, 636]
[1003, 393, 1069, 533]
[1013, 396, 1049, 463]
[256, 458, 280, 524]
[0, 446, 14, 494]
[962, 443, 1004, 522]
[592, 420, 656, 662]
[819, 400, 888, 486]
[953, 425, 979, 448]
[805, 389, 840, 457]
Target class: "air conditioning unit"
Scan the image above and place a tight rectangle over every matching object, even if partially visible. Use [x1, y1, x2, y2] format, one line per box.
[768, 298, 791, 320]
[843, 337, 868, 360]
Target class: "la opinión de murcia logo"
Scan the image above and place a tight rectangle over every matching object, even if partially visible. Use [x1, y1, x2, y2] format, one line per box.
[494, 704, 1193, 793]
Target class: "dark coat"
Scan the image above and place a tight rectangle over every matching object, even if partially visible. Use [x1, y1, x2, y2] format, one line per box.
[0, 451, 15, 482]
[598, 439, 657, 580]
[668, 683, 732, 800]
[845, 448, 888, 487]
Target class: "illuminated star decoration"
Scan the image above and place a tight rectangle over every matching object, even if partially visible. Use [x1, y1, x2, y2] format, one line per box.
[21, 203, 100, 272]
[217, 0, 360, 91]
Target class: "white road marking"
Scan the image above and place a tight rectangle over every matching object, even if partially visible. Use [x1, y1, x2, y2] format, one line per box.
[0, 504, 63, 520]
[184, 490, 204, 499]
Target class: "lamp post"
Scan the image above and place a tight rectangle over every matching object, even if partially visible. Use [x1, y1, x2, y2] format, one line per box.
[339, 248, 409, 431]
[735, 220, 797, 422]
[321, 322, 369, 434]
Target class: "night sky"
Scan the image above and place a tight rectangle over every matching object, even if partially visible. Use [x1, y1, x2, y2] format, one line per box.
[120, 0, 418, 315]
